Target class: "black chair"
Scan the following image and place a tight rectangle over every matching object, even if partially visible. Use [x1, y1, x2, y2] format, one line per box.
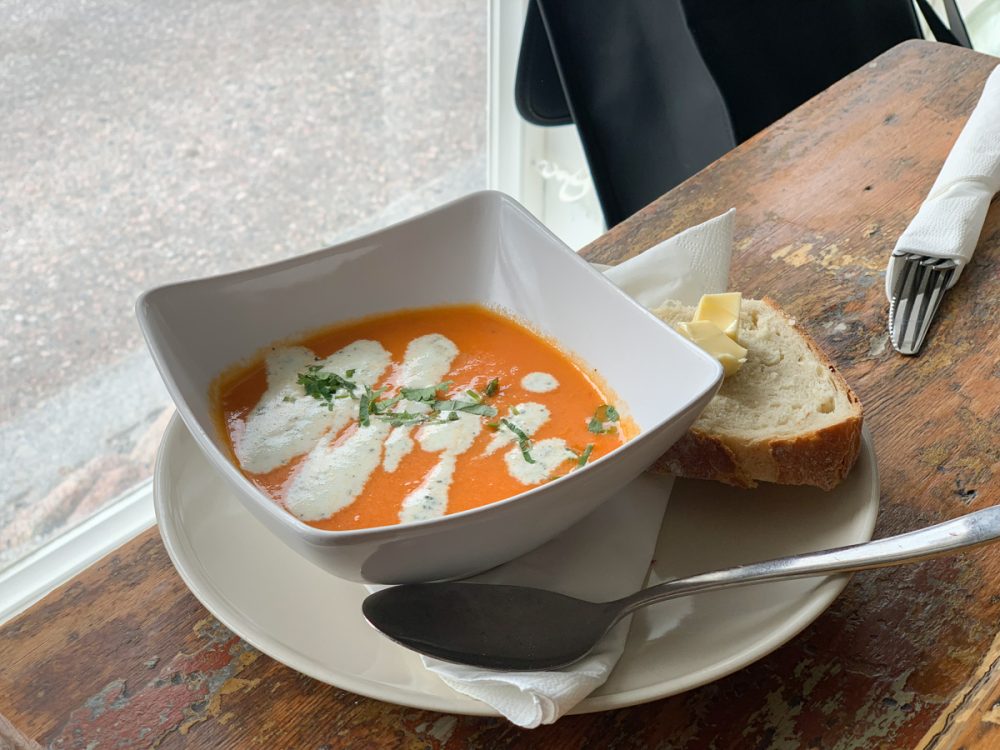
[517, 0, 970, 228]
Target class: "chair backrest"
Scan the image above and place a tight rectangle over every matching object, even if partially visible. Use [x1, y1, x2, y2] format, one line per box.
[515, 0, 573, 127]
[533, 0, 736, 228]
[681, 0, 926, 142]
[525, 0, 967, 227]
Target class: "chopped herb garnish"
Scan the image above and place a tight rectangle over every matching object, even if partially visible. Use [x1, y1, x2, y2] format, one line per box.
[297, 367, 509, 431]
[358, 387, 374, 426]
[282, 394, 297, 403]
[369, 393, 402, 415]
[588, 404, 621, 433]
[433, 400, 498, 417]
[485, 421, 500, 430]
[297, 366, 358, 409]
[577, 444, 594, 467]
[501, 418, 535, 464]
[484, 378, 499, 397]
[400, 381, 452, 403]
[382, 411, 432, 427]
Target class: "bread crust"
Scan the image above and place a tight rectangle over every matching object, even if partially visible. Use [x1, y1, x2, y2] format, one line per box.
[651, 428, 753, 488]
[655, 297, 864, 491]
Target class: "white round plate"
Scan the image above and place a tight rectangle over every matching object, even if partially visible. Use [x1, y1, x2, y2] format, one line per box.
[155, 416, 879, 715]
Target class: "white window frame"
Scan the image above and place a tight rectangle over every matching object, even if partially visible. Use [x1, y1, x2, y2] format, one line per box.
[488, 0, 538, 201]
[0, 480, 155, 623]
[488, 0, 604, 249]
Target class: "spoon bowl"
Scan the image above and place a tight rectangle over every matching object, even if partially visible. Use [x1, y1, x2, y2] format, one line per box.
[363, 583, 619, 671]
[363, 503, 1000, 671]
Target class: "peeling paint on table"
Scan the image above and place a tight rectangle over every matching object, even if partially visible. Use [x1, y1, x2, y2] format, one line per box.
[49, 620, 259, 748]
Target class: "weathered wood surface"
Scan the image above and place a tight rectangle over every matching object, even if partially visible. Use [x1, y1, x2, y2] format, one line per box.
[2, 41, 999, 748]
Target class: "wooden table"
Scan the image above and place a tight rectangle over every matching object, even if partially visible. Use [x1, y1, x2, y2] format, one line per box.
[3, 41, 999, 749]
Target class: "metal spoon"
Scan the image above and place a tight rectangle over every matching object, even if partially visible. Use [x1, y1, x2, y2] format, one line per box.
[363, 504, 1000, 671]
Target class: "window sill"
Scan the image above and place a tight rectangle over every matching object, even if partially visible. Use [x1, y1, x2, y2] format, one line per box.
[0, 480, 156, 624]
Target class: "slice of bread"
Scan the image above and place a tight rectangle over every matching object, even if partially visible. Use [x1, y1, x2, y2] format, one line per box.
[651, 297, 863, 491]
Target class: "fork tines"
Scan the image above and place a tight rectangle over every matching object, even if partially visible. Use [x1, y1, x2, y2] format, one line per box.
[888, 252, 957, 356]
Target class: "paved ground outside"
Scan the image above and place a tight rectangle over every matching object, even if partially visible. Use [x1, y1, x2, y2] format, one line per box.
[0, 0, 487, 570]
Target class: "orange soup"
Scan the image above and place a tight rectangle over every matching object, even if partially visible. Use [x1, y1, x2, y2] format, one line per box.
[214, 304, 630, 530]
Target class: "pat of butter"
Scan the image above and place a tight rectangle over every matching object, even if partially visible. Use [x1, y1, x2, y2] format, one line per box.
[676, 320, 747, 377]
[693, 292, 742, 341]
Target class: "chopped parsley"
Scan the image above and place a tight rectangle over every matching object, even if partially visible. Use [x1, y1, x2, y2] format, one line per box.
[433, 399, 498, 418]
[381, 411, 432, 428]
[588, 404, 621, 434]
[577, 444, 594, 467]
[296, 366, 358, 410]
[484, 378, 500, 397]
[369, 393, 401, 416]
[501, 418, 535, 464]
[399, 381, 451, 403]
[358, 386, 375, 426]
[296, 366, 507, 433]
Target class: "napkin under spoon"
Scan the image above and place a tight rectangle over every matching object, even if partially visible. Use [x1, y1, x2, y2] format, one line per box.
[363, 504, 1000, 671]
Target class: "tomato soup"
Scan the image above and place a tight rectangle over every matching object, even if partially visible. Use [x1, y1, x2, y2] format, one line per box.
[214, 304, 630, 531]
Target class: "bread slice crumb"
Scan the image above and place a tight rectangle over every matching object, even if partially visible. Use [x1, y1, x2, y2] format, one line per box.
[650, 297, 863, 491]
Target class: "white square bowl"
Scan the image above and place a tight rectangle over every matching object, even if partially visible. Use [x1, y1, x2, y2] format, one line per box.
[137, 191, 723, 583]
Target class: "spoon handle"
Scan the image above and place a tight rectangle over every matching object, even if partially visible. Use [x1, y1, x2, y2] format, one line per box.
[616, 504, 1000, 615]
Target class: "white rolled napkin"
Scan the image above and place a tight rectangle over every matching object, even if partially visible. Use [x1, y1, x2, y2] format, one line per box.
[385, 208, 735, 728]
[886, 64, 1000, 299]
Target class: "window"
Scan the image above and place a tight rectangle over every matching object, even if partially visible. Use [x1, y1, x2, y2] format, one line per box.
[962, 0, 1000, 53]
[0, 1, 489, 587]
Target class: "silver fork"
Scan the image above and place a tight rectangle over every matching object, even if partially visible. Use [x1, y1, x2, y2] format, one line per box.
[888, 250, 958, 355]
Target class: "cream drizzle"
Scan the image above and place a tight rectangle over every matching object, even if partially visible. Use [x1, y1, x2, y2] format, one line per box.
[396, 407, 484, 522]
[504, 438, 577, 485]
[380, 333, 459, 474]
[382, 426, 414, 473]
[416, 410, 482, 455]
[285, 421, 391, 521]
[483, 402, 550, 456]
[397, 333, 458, 387]
[235, 341, 390, 474]
[399, 453, 457, 523]
[521, 371, 559, 393]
